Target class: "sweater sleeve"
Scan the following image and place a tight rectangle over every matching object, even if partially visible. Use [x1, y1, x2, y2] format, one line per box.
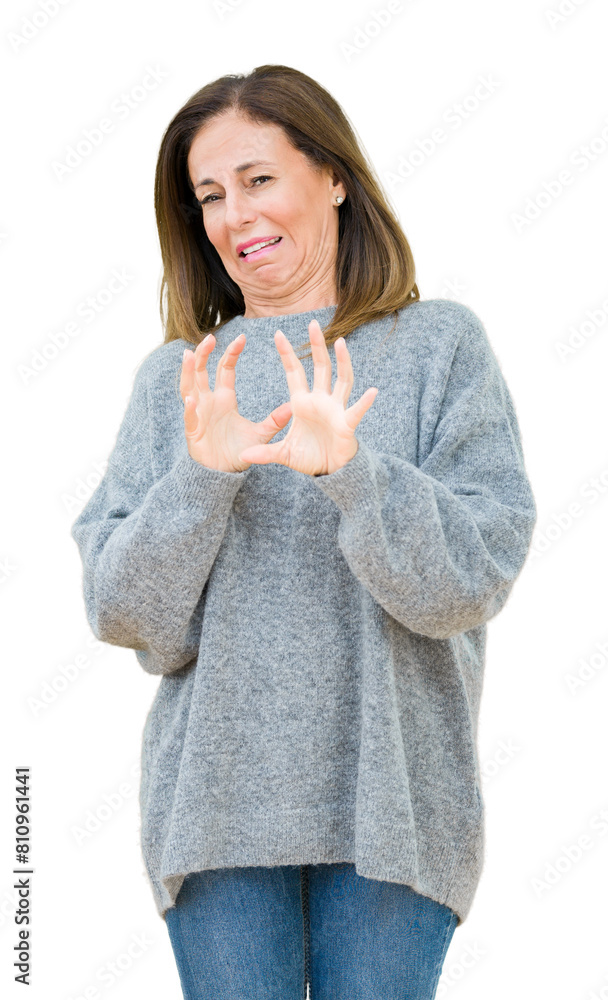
[312, 311, 537, 640]
[70, 355, 250, 675]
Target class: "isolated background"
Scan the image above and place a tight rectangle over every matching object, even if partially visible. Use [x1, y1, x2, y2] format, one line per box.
[2, 0, 608, 997]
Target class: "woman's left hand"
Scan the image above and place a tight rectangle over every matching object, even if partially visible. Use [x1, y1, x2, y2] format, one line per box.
[238, 318, 378, 476]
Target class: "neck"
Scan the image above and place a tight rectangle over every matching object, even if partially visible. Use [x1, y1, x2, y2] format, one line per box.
[241, 281, 339, 319]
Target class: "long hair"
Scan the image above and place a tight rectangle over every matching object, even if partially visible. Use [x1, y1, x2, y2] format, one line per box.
[153, 63, 420, 361]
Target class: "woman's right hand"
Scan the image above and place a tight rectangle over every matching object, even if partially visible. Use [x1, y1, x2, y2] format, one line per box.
[179, 333, 293, 473]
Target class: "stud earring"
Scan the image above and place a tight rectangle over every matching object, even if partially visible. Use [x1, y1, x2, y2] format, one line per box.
[335, 196, 344, 204]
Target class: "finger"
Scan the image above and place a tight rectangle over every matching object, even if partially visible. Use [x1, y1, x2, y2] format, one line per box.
[179, 346, 196, 403]
[344, 387, 379, 431]
[257, 401, 293, 440]
[238, 443, 284, 466]
[189, 335, 214, 400]
[332, 336, 354, 408]
[182, 341, 210, 403]
[182, 393, 199, 436]
[274, 329, 310, 397]
[309, 319, 332, 395]
[215, 333, 246, 391]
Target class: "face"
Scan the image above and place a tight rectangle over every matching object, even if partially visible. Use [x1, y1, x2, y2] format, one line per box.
[186, 110, 346, 316]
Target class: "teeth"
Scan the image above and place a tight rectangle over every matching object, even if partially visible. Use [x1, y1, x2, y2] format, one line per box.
[242, 237, 281, 255]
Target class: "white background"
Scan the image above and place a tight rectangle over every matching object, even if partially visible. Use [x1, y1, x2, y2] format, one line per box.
[2, 0, 608, 997]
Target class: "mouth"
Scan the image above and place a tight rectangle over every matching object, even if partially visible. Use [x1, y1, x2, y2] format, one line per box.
[238, 236, 282, 260]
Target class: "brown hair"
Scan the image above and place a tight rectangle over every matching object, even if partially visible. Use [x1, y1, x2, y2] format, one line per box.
[153, 63, 420, 361]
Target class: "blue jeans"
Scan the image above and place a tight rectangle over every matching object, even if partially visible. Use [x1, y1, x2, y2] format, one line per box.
[164, 863, 458, 999]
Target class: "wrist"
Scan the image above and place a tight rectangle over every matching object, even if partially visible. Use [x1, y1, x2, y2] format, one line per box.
[315, 439, 359, 477]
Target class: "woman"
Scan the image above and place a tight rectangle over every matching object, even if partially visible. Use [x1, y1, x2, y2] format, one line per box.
[71, 64, 537, 999]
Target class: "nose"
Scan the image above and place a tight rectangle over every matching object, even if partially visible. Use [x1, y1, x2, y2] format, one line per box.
[223, 186, 257, 232]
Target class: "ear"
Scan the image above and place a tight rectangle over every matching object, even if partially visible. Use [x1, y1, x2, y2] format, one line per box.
[324, 166, 346, 203]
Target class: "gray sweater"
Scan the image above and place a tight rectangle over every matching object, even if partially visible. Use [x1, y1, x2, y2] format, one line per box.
[70, 299, 537, 926]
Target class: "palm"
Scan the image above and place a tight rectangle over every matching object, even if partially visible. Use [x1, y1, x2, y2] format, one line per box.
[267, 390, 352, 475]
[239, 319, 378, 476]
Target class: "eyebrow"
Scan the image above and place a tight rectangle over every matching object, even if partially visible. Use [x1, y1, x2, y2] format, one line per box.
[191, 161, 277, 193]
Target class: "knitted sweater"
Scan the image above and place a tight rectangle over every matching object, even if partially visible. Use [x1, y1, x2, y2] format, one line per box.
[70, 299, 537, 926]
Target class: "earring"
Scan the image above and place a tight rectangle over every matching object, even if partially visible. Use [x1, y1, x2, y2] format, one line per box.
[335, 196, 344, 204]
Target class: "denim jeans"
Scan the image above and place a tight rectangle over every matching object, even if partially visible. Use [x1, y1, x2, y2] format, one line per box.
[164, 862, 458, 999]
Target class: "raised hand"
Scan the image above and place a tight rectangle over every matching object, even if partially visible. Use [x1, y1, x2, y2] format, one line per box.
[238, 319, 378, 476]
[180, 333, 294, 473]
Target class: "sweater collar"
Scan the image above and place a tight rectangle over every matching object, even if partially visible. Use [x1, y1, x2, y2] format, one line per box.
[224, 304, 339, 347]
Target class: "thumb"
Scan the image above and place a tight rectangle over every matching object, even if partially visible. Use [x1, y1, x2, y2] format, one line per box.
[259, 401, 293, 442]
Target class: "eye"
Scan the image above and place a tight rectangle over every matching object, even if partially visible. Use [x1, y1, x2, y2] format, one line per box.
[198, 175, 273, 206]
